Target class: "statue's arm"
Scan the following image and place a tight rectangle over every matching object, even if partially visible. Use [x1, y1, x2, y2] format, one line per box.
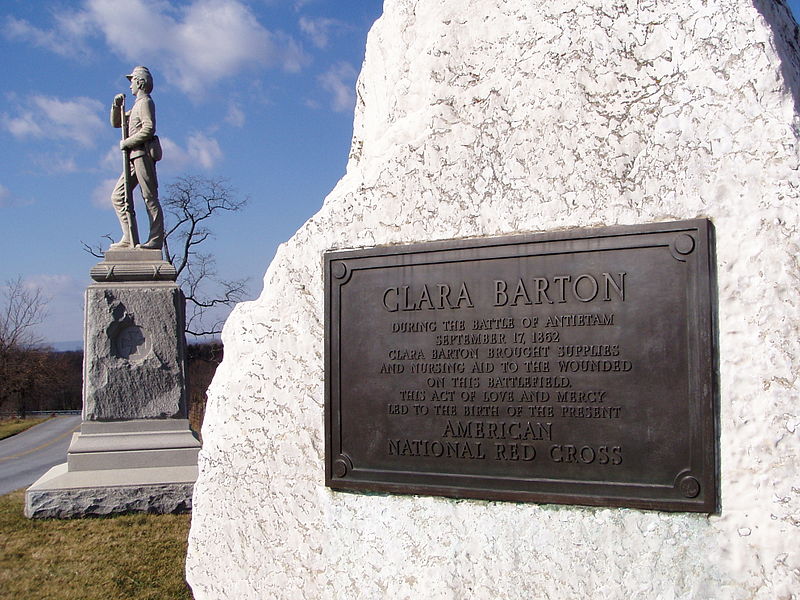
[121, 97, 156, 149]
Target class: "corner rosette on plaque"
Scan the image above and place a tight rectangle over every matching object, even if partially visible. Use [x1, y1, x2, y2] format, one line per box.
[669, 233, 696, 262]
[332, 454, 353, 478]
[331, 261, 353, 285]
[676, 473, 701, 498]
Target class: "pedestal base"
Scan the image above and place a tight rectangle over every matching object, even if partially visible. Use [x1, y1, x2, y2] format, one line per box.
[25, 463, 197, 518]
[28, 265, 199, 518]
[25, 419, 200, 518]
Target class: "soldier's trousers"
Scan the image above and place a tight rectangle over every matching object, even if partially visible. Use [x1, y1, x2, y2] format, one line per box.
[110, 155, 164, 246]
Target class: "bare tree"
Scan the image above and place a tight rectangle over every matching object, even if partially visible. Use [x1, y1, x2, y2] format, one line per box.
[0, 277, 49, 416]
[0, 277, 46, 353]
[163, 176, 249, 337]
[83, 175, 249, 338]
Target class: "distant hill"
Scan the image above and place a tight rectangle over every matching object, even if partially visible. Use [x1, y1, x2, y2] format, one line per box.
[49, 340, 83, 352]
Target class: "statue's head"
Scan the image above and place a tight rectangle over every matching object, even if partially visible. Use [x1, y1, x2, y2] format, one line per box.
[126, 66, 153, 94]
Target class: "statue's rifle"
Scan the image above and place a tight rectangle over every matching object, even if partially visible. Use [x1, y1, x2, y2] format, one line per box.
[119, 95, 140, 247]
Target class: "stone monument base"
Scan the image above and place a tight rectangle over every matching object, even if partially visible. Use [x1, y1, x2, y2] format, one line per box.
[25, 419, 200, 518]
[25, 265, 199, 519]
[89, 247, 177, 282]
[25, 464, 196, 519]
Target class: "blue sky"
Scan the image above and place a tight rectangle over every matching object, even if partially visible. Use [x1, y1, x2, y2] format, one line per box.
[0, 0, 383, 344]
[1, 1, 799, 346]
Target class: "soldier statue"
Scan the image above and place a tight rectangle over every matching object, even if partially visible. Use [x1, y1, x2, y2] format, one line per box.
[108, 66, 164, 250]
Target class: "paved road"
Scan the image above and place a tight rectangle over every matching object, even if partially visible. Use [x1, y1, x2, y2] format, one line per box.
[0, 416, 81, 496]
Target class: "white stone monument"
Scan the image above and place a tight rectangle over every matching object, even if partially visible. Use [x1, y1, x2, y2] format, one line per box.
[187, 0, 800, 597]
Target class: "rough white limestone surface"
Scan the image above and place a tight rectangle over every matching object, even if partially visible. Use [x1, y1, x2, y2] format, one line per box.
[187, 1, 800, 598]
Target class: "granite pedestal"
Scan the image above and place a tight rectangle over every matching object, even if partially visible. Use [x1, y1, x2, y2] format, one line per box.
[26, 249, 200, 518]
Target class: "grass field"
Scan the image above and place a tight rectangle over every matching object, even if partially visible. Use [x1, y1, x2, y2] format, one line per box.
[0, 417, 50, 440]
[0, 490, 193, 600]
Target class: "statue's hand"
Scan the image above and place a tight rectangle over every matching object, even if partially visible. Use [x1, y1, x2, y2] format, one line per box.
[113, 94, 125, 107]
[119, 140, 127, 151]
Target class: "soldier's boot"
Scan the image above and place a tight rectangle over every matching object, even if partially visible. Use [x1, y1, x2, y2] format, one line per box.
[110, 211, 139, 249]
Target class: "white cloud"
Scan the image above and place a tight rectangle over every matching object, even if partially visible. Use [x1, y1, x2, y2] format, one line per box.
[6, 111, 43, 139]
[100, 143, 121, 171]
[0, 184, 10, 207]
[5, 0, 309, 95]
[91, 177, 118, 210]
[0, 183, 34, 208]
[225, 103, 245, 128]
[33, 154, 80, 175]
[159, 136, 190, 171]
[3, 14, 93, 58]
[86, 0, 308, 93]
[299, 16, 344, 49]
[22, 273, 72, 295]
[158, 133, 222, 171]
[3, 95, 105, 147]
[318, 62, 357, 112]
[187, 132, 223, 169]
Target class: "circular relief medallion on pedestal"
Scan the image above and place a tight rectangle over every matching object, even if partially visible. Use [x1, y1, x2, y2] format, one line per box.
[113, 325, 151, 361]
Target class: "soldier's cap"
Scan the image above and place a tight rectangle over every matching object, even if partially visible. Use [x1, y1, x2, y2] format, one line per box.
[125, 66, 151, 81]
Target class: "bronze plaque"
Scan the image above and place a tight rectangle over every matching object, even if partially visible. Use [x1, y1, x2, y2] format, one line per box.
[325, 219, 718, 512]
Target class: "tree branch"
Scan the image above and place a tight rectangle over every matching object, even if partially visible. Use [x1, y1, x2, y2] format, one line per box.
[80, 234, 114, 259]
